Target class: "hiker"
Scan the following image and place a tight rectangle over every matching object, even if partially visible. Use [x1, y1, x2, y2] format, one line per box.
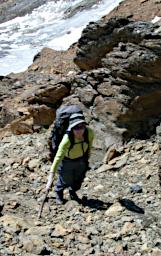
[46, 112, 94, 204]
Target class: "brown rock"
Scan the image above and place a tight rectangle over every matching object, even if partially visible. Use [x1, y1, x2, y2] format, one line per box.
[21, 235, 48, 254]
[104, 0, 161, 22]
[0, 215, 30, 233]
[51, 224, 71, 237]
[10, 117, 33, 135]
[28, 104, 55, 126]
[103, 147, 120, 163]
[28, 47, 79, 76]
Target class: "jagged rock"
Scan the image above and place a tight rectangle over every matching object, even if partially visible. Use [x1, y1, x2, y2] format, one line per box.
[24, 82, 70, 105]
[74, 17, 131, 70]
[10, 117, 33, 135]
[108, 153, 129, 169]
[103, 146, 121, 163]
[28, 47, 79, 75]
[72, 17, 161, 146]
[28, 104, 55, 126]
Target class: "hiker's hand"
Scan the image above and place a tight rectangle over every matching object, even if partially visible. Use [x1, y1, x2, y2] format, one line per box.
[46, 172, 54, 191]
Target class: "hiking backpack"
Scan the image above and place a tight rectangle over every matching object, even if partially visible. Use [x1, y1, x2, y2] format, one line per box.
[49, 104, 85, 161]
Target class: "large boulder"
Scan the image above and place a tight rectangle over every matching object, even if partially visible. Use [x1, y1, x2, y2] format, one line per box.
[71, 17, 161, 154]
[0, 73, 71, 137]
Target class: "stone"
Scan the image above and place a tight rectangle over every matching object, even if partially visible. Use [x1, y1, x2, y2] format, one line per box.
[94, 184, 104, 191]
[130, 184, 143, 193]
[121, 222, 135, 234]
[25, 226, 51, 236]
[103, 147, 120, 163]
[95, 164, 113, 173]
[0, 215, 31, 233]
[76, 234, 89, 244]
[51, 224, 71, 237]
[10, 118, 33, 135]
[105, 203, 123, 216]
[152, 248, 161, 256]
[20, 234, 50, 254]
[28, 159, 40, 171]
[28, 104, 55, 126]
[108, 153, 129, 169]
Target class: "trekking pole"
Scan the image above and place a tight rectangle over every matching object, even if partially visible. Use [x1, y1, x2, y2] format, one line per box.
[38, 189, 50, 219]
[38, 176, 54, 219]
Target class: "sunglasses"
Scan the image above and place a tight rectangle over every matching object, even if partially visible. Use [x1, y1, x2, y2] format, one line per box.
[73, 124, 86, 130]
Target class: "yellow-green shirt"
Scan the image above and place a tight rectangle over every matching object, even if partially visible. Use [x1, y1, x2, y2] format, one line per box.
[50, 127, 94, 173]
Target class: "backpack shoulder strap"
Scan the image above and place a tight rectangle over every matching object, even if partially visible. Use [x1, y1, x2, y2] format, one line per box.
[84, 128, 89, 158]
[66, 131, 74, 157]
[84, 127, 89, 145]
[66, 128, 89, 157]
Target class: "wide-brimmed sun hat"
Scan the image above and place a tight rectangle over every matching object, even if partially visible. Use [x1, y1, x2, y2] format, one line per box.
[68, 113, 86, 131]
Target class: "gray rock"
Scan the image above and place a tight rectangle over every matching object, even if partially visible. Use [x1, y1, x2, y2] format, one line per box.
[130, 184, 143, 193]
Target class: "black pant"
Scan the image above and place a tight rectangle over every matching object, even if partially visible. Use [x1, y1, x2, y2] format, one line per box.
[55, 156, 87, 192]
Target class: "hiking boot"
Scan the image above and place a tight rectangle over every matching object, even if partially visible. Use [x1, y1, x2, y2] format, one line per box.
[69, 190, 82, 203]
[55, 190, 64, 205]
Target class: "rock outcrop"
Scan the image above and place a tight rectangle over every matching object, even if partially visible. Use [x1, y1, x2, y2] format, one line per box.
[74, 17, 161, 142]
[2, 17, 161, 164]
[105, 0, 161, 22]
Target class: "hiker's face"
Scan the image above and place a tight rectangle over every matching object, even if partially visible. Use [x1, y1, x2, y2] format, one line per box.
[73, 124, 85, 137]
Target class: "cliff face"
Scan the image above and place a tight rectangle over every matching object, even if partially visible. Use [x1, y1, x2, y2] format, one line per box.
[74, 17, 161, 141]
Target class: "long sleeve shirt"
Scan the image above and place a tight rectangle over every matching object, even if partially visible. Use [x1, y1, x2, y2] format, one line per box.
[50, 127, 94, 173]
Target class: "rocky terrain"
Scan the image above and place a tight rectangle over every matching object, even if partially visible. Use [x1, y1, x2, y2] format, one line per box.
[105, 0, 161, 22]
[1, 0, 161, 255]
[1, 125, 161, 255]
